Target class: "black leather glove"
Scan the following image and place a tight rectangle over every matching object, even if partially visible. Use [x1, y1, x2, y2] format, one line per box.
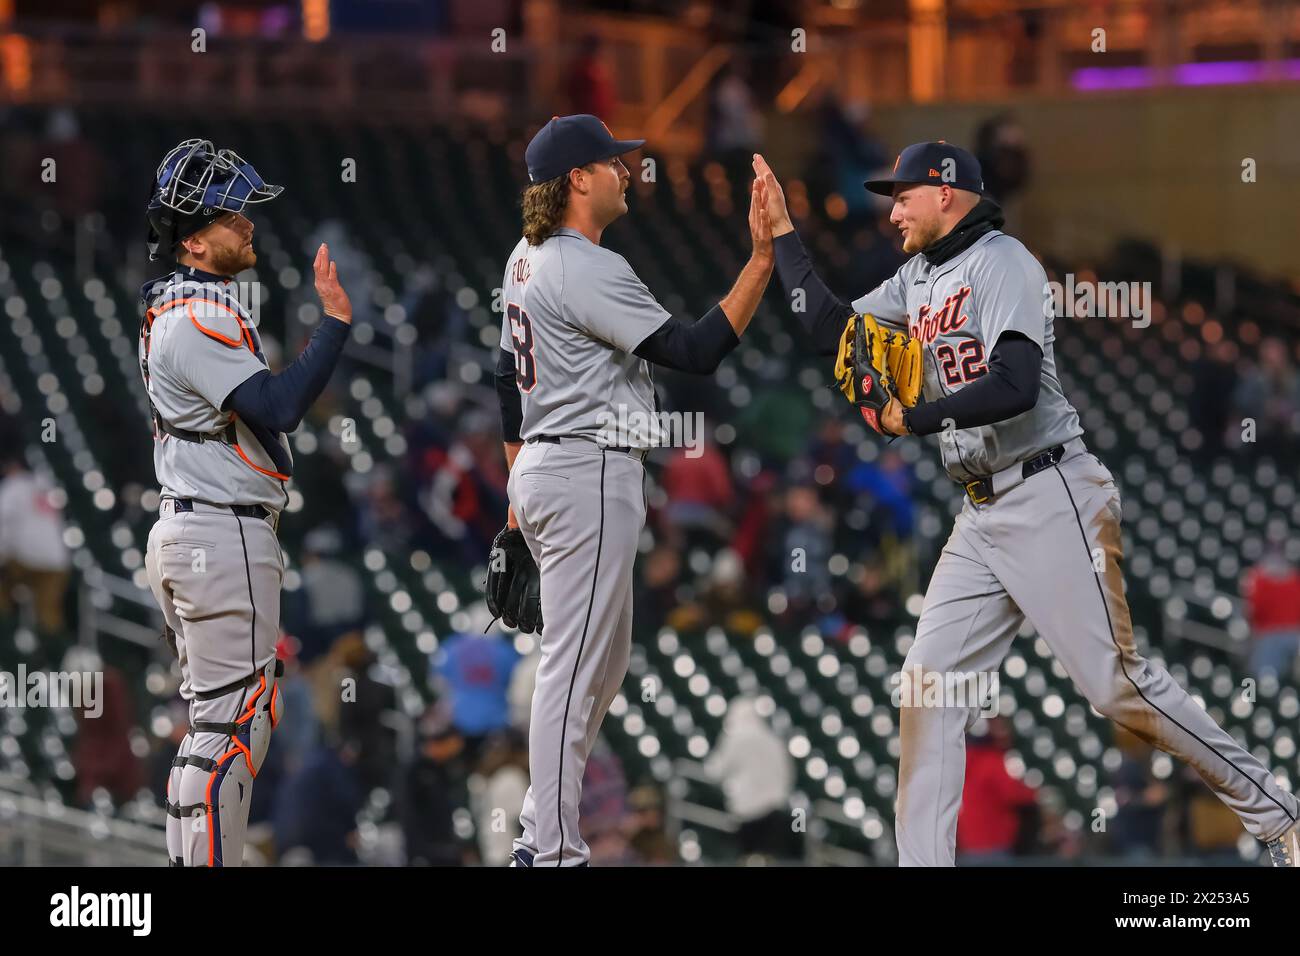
[485, 526, 543, 634]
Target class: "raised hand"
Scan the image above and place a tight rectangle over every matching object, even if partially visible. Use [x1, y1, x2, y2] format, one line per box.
[751, 153, 794, 237]
[749, 177, 773, 262]
[313, 243, 353, 323]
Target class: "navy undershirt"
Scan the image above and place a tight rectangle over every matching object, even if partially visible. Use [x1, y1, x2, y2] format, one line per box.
[222, 315, 350, 433]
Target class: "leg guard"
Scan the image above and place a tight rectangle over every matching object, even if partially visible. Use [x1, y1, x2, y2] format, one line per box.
[172, 658, 283, 867]
[165, 733, 192, 866]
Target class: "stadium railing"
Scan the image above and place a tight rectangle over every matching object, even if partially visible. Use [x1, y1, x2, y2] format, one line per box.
[0, 771, 164, 866]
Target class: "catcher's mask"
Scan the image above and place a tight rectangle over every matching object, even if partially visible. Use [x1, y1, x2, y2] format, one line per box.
[146, 138, 283, 261]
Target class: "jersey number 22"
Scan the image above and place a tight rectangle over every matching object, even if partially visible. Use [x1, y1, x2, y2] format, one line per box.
[935, 340, 987, 386]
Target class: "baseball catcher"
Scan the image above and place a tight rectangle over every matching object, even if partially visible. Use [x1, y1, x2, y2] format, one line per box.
[141, 139, 353, 866]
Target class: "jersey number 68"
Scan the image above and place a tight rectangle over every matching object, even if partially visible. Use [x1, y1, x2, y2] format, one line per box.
[507, 303, 537, 392]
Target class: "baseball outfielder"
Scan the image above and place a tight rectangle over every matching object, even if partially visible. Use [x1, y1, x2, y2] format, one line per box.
[140, 139, 353, 866]
[489, 115, 774, 866]
[755, 142, 1300, 867]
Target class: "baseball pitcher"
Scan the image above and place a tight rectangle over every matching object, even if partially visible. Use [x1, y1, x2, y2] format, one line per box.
[140, 139, 353, 866]
[756, 142, 1299, 867]
[490, 115, 774, 866]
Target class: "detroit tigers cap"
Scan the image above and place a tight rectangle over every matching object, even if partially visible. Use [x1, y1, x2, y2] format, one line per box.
[864, 141, 985, 196]
[525, 114, 645, 184]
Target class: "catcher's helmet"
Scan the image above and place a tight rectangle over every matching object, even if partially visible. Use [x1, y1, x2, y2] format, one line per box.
[146, 139, 283, 261]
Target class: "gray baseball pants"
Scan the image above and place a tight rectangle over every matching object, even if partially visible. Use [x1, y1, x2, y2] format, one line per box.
[897, 442, 1298, 865]
[507, 437, 646, 866]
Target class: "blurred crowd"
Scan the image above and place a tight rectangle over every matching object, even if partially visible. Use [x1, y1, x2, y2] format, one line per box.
[3, 286, 1295, 865]
[955, 718, 1267, 865]
[1193, 334, 1300, 469]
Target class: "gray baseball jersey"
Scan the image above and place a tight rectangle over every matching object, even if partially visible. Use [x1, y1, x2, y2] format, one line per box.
[851, 231, 1081, 481]
[140, 272, 291, 512]
[500, 228, 666, 449]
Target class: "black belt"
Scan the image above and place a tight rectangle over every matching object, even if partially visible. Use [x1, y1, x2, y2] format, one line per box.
[534, 434, 646, 458]
[962, 444, 1065, 505]
[165, 497, 275, 524]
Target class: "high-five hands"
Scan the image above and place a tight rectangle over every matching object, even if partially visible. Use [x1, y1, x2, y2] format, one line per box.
[749, 172, 773, 263]
[751, 154, 795, 237]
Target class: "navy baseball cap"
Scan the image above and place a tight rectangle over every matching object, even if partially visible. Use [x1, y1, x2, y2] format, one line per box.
[864, 141, 985, 196]
[525, 114, 645, 184]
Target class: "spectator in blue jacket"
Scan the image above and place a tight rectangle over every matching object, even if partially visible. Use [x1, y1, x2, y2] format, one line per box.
[431, 630, 520, 761]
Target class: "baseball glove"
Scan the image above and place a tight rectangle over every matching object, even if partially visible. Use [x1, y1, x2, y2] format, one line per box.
[485, 526, 543, 634]
[884, 329, 922, 409]
[833, 312, 920, 433]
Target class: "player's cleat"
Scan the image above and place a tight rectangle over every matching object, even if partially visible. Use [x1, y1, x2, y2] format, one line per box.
[1266, 826, 1299, 867]
[508, 848, 534, 867]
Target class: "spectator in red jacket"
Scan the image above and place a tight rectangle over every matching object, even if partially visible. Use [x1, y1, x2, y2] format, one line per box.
[1243, 540, 1300, 678]
[956, 717, 1038, 864]
[660, 434, 734, 551]
[565, 35, 617, 120]
[73, 664, 145, 808]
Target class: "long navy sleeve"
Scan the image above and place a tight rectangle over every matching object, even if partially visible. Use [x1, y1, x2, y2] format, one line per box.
[632, 305, 739, 374]
[222, 316, 349, 434]
[496, 347, 523, 443]
[772, 230, 854, 355]
[903, 334, 1043, 435]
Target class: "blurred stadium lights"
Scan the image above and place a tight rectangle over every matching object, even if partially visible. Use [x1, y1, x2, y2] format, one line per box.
[302, 0, 329, 41]
[0, 34, 31, 96]
[775, 60, 823, 113]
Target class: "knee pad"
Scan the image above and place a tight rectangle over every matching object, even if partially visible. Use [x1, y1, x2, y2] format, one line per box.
[231, 657, 283, 775]
[171, 658, 284, 866]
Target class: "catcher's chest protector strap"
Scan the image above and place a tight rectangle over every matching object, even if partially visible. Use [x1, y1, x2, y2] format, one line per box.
[154, 412, 238, 446]
[140, 302, 240, 445]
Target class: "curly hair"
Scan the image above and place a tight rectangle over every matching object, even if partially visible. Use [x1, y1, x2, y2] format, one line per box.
[521, 170, 578, 246]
